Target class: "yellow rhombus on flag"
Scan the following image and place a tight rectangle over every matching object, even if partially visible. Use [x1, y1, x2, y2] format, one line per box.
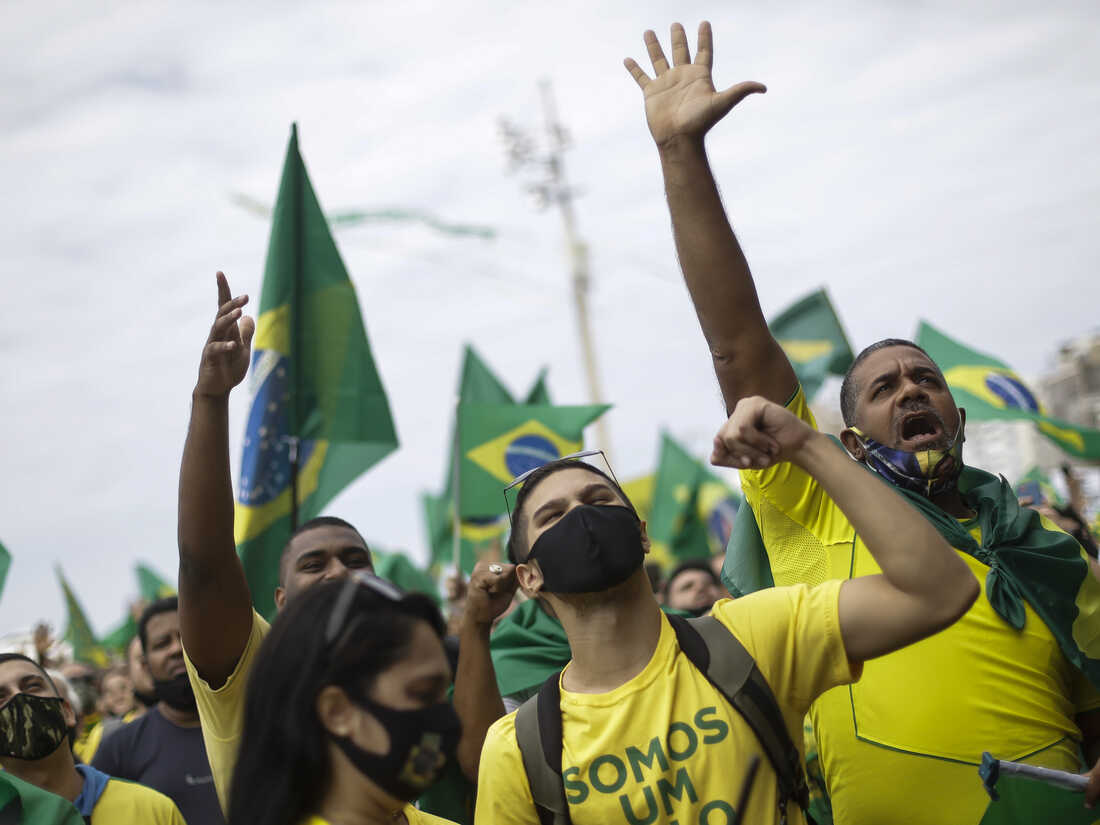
[466, 419, 582, 484]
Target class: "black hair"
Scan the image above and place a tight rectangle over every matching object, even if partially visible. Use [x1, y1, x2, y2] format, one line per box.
[278, 516, 370, 586]
[665, 558, 722, 590]
[839, 338, 939, 427]
[226, 580, 445, 825]
[138, 596, 179, 654]
[506, 459, 636, 564]
[0, 654, 59, 697]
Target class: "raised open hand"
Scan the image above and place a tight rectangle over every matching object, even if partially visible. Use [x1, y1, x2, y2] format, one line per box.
[195, 271, 255, 399]
[711, 395, 815, 470]
[624, 21, 766, 148]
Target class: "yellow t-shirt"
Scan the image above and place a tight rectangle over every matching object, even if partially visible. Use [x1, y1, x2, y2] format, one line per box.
[183, 607, 271, 813]
[741, 386, 1100, 825]
[475, 582, 858, 825]
[92, 777, 186, 825]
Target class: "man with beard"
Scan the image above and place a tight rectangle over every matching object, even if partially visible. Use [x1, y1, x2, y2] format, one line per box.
[94, 598, 224, 825]
[625, 21, 1100, 821]
[475, 417, 978, 825]
[0, 653, 184, 823]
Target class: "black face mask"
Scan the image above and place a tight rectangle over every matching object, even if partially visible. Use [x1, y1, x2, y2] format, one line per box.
[153, 674, 197, 713]
[0, 694, 69, 760]
[333, 695, 461, 802]
[527, 504, 645, 594]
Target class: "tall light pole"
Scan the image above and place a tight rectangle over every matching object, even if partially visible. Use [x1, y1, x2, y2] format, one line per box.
[500, 79, 612, 456]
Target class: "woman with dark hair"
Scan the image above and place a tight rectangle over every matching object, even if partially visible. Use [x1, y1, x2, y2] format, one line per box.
[227, 574, 461, 825]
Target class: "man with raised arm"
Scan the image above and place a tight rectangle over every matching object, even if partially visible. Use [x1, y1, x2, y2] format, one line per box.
[626, 21, 1100, 822]
[179, 272, 509, 816]
[475, 400, 977, 825]
[178, 272, 379, 809]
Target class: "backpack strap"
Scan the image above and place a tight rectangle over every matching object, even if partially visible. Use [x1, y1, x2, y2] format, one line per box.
[667, 613, 810, 824]
[514, 671, 572, 825]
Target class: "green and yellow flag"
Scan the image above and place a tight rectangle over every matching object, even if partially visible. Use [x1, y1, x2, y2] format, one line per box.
[235, 125, 399, 619]
[523, 369, 552, 405]
[917, 321, 1100, 459]
[136, 563, 175, 602]
[458, 403, 610, 518]
[0, 771, 85, 825]
[771, 288, 855, 400]
[648, 433, 740, 566]
[56, 568, 109, 667]
[425, 346, 545, 574]
[978, 773, 1100, 824]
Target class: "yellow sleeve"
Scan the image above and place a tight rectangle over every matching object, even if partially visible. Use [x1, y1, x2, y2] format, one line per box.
[182, 608, 271, 814]
[711, 580, 861, 718]
[91, 780, 187, 825]
[475, 713, 540, 825]
[737, 386, 854, 587]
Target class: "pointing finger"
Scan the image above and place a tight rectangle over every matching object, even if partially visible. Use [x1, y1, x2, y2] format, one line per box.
[644, 30, 670, 76]
[216, 271, 231, 307]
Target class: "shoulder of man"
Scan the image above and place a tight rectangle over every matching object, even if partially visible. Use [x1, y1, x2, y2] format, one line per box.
[475, 710, 539, 825]
[92, 777, 186, 824]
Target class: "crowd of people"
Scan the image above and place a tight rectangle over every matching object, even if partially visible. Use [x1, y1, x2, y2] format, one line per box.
[4, 19, 1100, 825]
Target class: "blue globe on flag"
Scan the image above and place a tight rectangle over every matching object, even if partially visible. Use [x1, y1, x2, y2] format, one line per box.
[504, 434, 561, 478]
[984, 373, 1039, 413]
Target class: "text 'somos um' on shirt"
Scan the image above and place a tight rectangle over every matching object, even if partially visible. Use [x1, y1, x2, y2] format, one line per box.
[739, 386, 1100, 825]
[476, 583, 858, 825]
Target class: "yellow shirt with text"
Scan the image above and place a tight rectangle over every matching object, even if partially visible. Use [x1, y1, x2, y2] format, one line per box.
[183, 607, 270, 813]
[475, 582, 858, 825]
[741, 386, 1100, 825]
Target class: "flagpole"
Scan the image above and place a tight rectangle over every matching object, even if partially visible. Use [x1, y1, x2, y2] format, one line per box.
[452, 395, 463, 574]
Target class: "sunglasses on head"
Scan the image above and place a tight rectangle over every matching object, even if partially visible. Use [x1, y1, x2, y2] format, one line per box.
[502, 449, 620, 525]
[324, 570, 405, 647]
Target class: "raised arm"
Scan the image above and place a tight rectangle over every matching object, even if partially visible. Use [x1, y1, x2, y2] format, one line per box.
[178, 271, 256, 688]
[712, 397, 979, 661]
[453, 560, 518, 780]
[625, 22, 796, 413]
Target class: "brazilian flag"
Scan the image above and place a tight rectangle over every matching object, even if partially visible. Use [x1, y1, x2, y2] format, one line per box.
[56, 568, 109, 667]
[648, 433, 740, 566]
[770, 288, 854, 401]
[457, 403, 610, 517]
[917, 321, 1100, 459]
[425, 347, 552, 572]
[235, 125, 398, 619]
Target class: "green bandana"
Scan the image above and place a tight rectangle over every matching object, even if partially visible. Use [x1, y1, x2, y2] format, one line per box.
[892, 466, 1100, 688]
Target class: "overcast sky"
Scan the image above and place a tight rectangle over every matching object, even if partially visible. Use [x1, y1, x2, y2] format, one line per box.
[2, 0, 1099, 638]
